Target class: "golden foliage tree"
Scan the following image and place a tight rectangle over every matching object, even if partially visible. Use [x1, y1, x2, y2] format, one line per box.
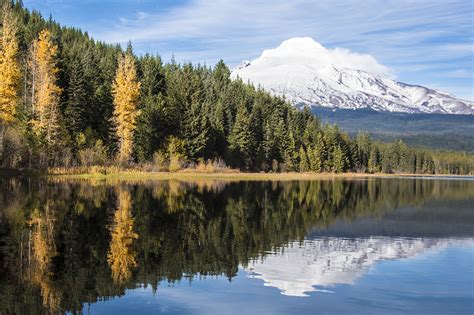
[0, 3, 21, 156]
[112, 52, 140, 164]
[29, 29, 62, 148]
[0, 3, 21, 123]
[107, 187, 139, 284]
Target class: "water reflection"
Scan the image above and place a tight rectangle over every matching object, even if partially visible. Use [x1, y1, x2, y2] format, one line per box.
[0, 177, 472, 314]
[108, 186, 139, 284]
[27, 207, 61, 311]
[246, 237, 473, 297]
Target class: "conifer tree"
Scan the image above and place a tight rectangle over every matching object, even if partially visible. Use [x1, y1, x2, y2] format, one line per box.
[184, 99, 213, 160]
[0, 1, 470, 174]
[228, 104, 252, 169]
[134, 54, 166, 161]
[368, 146, 381, 173]
[299, 146, 310, 172]
[65, 58, 88, 136]
[112, 50, 141, 164]
[309, 132, 326, 172]
[302, 118, 319, 145]
[323, 125, 339, 171]
[333, 145, 347, 173]
[134, 94, 164, 162]
[355, 133, 371, 171]
[283, 131, 299, 171]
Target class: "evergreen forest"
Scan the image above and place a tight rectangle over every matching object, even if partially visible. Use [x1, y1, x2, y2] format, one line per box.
[0, 1, 472, 174]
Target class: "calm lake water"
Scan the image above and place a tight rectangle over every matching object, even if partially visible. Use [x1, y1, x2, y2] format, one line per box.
[0, 177, 473, 314]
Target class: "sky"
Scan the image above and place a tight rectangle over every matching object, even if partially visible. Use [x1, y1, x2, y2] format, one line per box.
[23, 0, 474, 101]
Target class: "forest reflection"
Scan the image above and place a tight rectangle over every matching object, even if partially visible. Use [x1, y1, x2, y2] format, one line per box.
[0, 177, 472, 314]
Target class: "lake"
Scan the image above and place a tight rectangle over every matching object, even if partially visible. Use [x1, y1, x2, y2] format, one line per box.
[0, 177, 473, 314]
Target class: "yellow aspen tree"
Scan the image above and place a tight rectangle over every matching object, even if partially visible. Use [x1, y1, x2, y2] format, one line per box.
[29, 29, 62, 148]
[0, 3, 21, 155]
[112, 51, 140, 164]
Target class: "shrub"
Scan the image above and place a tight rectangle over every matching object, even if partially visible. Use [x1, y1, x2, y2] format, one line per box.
[79, 140, 108, 167]
[196, 158, 207, 172]
[152, 151, 167, 171]
[169, 155, 183, 172]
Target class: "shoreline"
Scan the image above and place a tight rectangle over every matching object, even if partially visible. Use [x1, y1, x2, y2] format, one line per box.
[44, 171, 473, 181]
[2, 168, 472, 181]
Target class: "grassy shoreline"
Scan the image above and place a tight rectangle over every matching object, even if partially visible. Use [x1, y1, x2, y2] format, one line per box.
[43, 171, 473, 182]
[2, 168, 472, 182]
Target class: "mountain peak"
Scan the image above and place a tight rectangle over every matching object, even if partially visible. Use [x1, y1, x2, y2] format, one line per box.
[277, 37, 325, 52]
[232, 39, 474, 115]
[250, 37, 390, 77]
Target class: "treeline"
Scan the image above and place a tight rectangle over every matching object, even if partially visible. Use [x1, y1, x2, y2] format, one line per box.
[0, 1, 472, 174]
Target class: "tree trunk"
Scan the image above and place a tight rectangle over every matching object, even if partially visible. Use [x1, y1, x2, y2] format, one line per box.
[0, 122, 4, 166]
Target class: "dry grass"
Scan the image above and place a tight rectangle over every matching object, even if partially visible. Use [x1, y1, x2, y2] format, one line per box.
[45, 170, 470, 183]
[40, 165, 474, 183]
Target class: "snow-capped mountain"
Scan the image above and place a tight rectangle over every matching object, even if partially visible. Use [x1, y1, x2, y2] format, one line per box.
[232, 37, 474, 115]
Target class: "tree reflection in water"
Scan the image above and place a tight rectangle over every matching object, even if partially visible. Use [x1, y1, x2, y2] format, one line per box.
[108, 186, 138, 284]
[0, 177, 472, 314]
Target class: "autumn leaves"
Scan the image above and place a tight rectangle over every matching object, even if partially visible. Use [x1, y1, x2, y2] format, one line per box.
[112, 50, 141, 165]
[0, 3, 140, 165]
[29, 30, 63, 149]
[0, 4, 21, 124]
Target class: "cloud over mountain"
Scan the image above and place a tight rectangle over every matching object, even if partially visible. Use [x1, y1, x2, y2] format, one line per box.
[232, 38, 474, 114]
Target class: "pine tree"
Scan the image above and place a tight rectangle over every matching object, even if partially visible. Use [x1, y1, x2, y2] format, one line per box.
[302, 118, 319, 145]
[112, 50, 141, 164]
[250, 104, 264, 169]
[139, 53, 166, 96]
[368, 146, 380, 173]
[134, 94, 164, 162]
[183, 67, 212, 160]
[355, 133, 371, 172]
[0, 1, 470, 174]
[308, 132, 325, 172]
[0, 3, 21, 157]
[381, 146, 393, 173]
[134, 54, 166, 162]
[65, 58, 88, 136]
[333, 145, 347, 173]
[286, 131, 299, 171]
[323, 125, 339, 171]
[213, 60, 231, 88]
[299, 146, 310, 172]
[91, 44, 119, 144]
[228, 104, 252, 169]
[185, 105, 213, 160]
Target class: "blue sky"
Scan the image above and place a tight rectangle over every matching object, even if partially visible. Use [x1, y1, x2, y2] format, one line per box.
[23, 0, 473, 100]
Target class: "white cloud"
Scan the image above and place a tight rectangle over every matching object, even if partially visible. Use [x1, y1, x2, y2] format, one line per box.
[26, 0, 474, 100]
[92, 0, 472, 66]
[253, 37, 391, 76]
[330, 48, 391, 76]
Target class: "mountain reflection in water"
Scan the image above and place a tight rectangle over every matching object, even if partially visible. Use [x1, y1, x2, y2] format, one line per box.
[0, 177, 472, 314]
[246, 236, 473, 297]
